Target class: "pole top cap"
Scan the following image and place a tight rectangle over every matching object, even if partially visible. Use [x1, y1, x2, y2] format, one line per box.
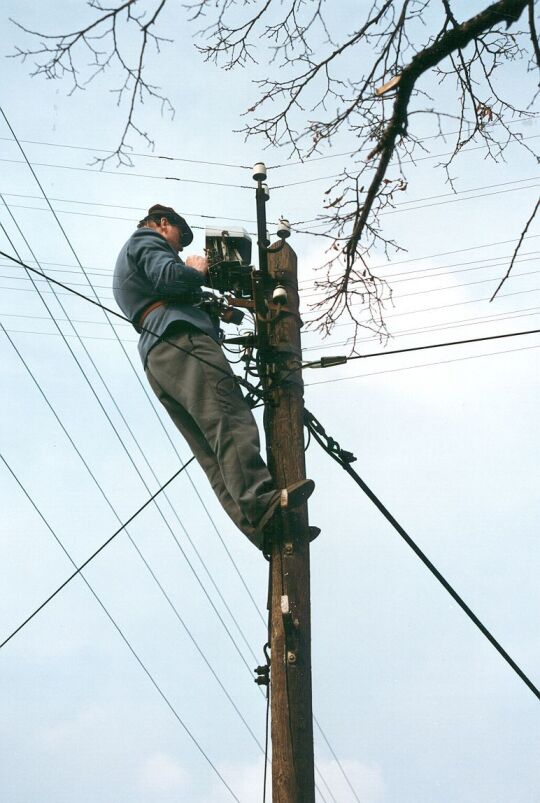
[252, 162, 267, 182]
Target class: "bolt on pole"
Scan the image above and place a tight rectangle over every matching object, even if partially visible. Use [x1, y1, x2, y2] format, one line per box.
[252, 162, 316, 803]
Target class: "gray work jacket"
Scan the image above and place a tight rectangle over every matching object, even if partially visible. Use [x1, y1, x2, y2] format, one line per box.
[113, 227, 219, 365]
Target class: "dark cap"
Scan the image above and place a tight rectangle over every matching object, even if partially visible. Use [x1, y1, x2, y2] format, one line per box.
[145, 204, 194, 247]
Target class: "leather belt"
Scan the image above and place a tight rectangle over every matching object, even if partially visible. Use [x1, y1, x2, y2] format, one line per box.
[137, 300, 165, 331]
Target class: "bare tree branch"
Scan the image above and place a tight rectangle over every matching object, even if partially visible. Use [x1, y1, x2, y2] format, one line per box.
[528, 0, 540, 69]
[489, 196, 540, 300]
[9, 0, 172, 167]
[10, 0, 539, 340]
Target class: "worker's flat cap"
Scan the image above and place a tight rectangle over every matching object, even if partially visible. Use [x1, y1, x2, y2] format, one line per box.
[148, 204, 194, 247]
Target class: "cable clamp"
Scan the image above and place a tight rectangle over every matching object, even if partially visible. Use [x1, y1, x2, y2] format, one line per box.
[308, 355, 348, 369]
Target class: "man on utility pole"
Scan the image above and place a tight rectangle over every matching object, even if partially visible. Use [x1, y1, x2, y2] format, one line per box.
[112, 203, 314, 549]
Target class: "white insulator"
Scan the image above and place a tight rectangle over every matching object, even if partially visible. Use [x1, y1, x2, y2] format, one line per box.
[262, 183, 270, 200]
[277, 218, 291, 239]
[272, 284, 288, 305]
[252, 162, 267, 182]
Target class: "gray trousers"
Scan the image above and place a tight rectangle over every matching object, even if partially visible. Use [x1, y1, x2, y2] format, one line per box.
[145, 325, 276, 547]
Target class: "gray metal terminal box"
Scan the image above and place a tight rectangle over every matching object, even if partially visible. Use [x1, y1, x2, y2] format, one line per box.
[205, 226, 253, 296]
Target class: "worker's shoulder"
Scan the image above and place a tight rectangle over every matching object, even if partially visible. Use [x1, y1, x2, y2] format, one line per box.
[128, 227, 170, 250]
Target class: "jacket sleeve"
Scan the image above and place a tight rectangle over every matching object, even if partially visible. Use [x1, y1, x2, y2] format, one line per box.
[128, 230, 205, 297]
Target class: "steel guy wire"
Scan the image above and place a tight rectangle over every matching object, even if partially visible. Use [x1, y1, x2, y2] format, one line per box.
[0, 191, 264, 224]
[313, 715, 361, 803]
[0, 322, 265, 751]
[265, 117, 537, 168]
[0, 217, 261, 680]
[301, 262, 540, 307]
[305, 411, 540, 702]
[2, 247, 540, 386]
[2, 133, 536, 193]
[0, 453, 243, 803]
[291, 176, 540, 226]
[294, 183, 540, 232]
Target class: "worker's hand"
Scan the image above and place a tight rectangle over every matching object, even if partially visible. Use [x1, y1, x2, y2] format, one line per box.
[185, 255, 208, 274]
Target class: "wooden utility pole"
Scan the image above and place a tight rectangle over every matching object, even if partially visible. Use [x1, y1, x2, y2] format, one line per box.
[264, 242, 315, 802]
[250, 162, 314, 801]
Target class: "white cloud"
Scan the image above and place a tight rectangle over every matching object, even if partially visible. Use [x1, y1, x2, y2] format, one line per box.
[138, 752, 188, 794]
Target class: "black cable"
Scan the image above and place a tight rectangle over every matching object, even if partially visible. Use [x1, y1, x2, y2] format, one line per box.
[0, 453, 241, 803]
[0, 323, 266, 751]
[0, 457, 191, 651]
[304, 327, 540, 369]
[306, 344, 540, 387]
[304, 411, 540, 702]
[0, 246, 261, 397]
[0, 221, 264, 678]
[302, 307, 540, 354]
[3, 253, 539, 298]
[1, 233, 536, 285]
[0, 156, 254, 190]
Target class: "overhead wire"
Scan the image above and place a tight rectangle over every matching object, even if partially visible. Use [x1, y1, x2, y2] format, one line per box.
[1, 233, 537, 285]
[305, 343, 540, 386]
[0, 114, 534, 169]
[301, 306, 540, 353]
[0, 123, 346, 802]
[0, 239, 347, 803]
[4, 108, 532, 792]
[0, 453, 242, 803]
[0, 156, 255, 189]
[272, 136, 540, 189]
[0, 109, 277, 644]
[0, 174, 536, 234]
[0, 214, 263, 682]
[0, 322, 266, 753]
[302, 286, 540, 330]
[297, 234, 540, 290]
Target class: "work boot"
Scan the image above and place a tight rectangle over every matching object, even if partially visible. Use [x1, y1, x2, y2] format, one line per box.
[257, 479, 315, 549]
[257, 479, 315, 535]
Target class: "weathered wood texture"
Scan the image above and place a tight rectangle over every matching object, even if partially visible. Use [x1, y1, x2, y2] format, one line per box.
[266, 242, 315, 803]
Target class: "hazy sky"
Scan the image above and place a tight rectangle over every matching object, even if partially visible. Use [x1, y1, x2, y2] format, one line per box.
[0, 2, 538, 802]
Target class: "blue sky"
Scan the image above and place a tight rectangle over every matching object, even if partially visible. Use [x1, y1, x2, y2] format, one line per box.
[0, 2, 539, 802]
